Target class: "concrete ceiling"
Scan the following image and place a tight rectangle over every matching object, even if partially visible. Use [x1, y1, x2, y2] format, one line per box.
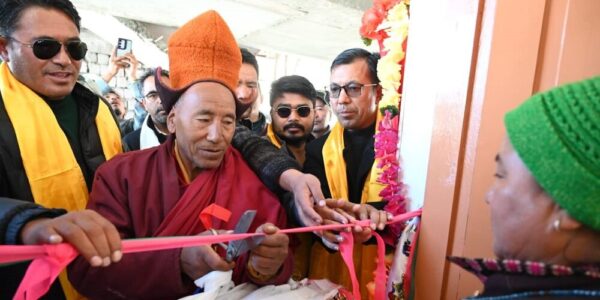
[71, 0, 374, 63]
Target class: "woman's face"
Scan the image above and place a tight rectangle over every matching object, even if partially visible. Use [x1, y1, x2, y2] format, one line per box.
[486, 137, 561, 261]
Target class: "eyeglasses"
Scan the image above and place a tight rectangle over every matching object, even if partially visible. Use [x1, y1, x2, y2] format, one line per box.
[144, 91, 160, 102]
[329, 83, 378, 98]
[275, 105, 312, 118]
[6, 37, 88, 60]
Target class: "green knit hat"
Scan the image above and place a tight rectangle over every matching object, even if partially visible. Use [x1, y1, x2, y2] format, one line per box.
[505, 76, 600, 230]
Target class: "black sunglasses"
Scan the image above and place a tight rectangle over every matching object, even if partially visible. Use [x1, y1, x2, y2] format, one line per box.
[275, 105, 312, 118]
[7, 37, 88, 60]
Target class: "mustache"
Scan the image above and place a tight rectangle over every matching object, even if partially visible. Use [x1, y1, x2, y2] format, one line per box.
[153, 104, 166, 114]
[283, 123, 305, 132]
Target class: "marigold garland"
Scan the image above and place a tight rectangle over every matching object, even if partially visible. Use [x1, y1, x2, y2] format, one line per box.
[361, 0, 410, 240]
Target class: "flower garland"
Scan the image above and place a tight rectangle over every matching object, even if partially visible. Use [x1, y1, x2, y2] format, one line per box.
[361, 3, 411, 298]
[361, 0, 410, 241]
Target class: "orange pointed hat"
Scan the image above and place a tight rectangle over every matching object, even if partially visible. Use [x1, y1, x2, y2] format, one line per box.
[155, 10, 247, 115]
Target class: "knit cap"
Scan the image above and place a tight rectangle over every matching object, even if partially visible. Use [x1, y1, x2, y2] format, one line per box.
[155, 10, 244, 115]
[505, 76, 600, 230]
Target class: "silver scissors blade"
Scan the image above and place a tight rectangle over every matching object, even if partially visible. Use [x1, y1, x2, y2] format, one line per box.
[226, 210, 261, 261]
[228, 235, 264, 261]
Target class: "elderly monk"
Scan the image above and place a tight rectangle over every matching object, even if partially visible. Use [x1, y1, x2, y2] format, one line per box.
[450, 76, 600, 298]
[68, 11, 292, 299]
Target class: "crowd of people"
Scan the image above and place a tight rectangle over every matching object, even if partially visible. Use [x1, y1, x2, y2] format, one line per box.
[0, 0, 598, 299]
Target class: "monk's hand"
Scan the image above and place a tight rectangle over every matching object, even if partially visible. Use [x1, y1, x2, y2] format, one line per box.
[20, 210, 122, 267]
[279, 169, 349, 226]
[248, 223, 289, 279]
[352, 204, 392, 243]
[181, 230, 235, 280]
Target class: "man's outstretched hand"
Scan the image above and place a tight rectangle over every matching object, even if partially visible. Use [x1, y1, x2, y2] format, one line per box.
[279, 169, 350, 227]
[20, 210, 123, 267]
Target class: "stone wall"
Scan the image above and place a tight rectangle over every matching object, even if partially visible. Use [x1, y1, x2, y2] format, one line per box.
[80, 29, 148, 117]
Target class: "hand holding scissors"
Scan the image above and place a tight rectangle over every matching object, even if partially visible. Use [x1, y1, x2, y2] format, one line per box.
[247, 223, 289, 281]
[180, 210, 266, 280]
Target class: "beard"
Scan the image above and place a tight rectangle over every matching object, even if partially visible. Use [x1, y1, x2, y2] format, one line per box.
[283, 135, 309, 147]
[112, 107, 123, 118]
[278, 123, 310, 147]
[153, 109, 167, 126]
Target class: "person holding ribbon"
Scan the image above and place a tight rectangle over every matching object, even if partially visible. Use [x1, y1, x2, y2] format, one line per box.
[302, 48, 390, 298]
[0, 0, 124, 298]
[68, 11, 294, 299]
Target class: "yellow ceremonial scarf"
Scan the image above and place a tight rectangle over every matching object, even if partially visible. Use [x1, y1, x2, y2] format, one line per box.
[0, 62, 121, 299]
[323, 122, 385, 203]
[174, 140, 192, 185]
[308, 122, 385, 299]
[265, 123, 282, 149]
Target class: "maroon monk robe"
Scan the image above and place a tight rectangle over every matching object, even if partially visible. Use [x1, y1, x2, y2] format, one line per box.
[68, 136, 292, 300]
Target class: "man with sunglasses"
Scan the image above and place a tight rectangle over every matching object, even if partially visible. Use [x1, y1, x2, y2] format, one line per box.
[302, 48, 389, 298]
[265, 75, 320, 281]
[0, 0, 125, 298]
[122, 68, 170, 151]
[266, 75, 316, 166]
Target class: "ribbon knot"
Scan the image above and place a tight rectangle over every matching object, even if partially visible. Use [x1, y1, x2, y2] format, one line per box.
[15, 244, 78, 300]
[44, 244, 77, 262]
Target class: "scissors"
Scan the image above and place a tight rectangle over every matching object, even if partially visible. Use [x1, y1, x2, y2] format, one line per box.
[210, 210, 265, 262]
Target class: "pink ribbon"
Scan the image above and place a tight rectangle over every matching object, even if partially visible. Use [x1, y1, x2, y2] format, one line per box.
[339, 231, 359, 297]
[2, 209, 421, 300]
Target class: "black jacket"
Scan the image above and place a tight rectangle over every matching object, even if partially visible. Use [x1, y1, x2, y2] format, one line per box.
[239, 111, 268, 136]
[0, 83, 117, 300]
[122, 116, 167, 152]
[119, 117, 135, 137]
[303, 125, 385, 209]
[122, 127, 143, 151]
[0, 197, 66, 245]
[0, 83, 117, 200]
